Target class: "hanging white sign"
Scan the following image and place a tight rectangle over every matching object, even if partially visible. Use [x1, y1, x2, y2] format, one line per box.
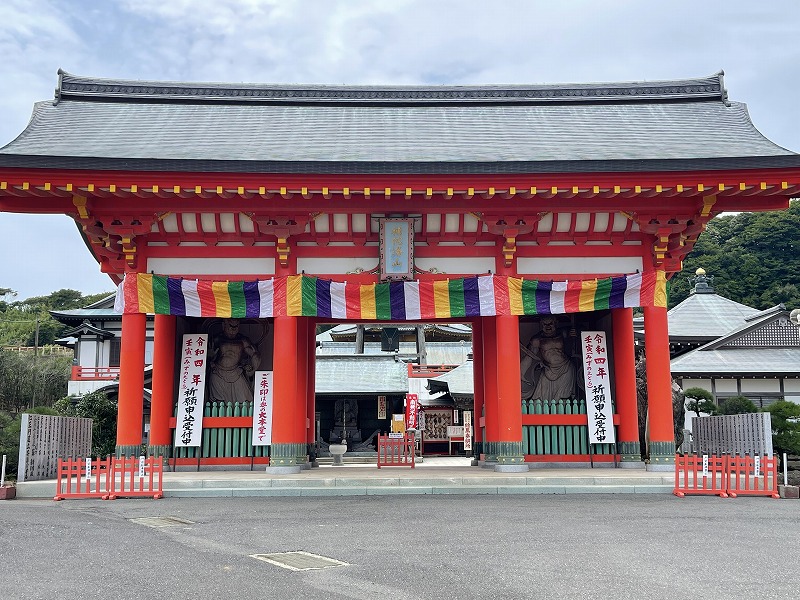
[463, 411, 473, 451]
[252, 371, 274, 446]
[580, 331, 616, 445]
[174, 333, 209, 447]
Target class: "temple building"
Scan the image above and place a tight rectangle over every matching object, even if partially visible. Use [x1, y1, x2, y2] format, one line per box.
[2, 70, 799, 473]
[666, 271, 800, 407]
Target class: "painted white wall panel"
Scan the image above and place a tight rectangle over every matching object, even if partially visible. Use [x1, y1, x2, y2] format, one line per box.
[714, 380, 738, 393]
[741, 379, 781, 393]
[414, 256, 495, 274]
[146, 257, 275, 276]
[297, 257, 379, 274]
[516, 256, 643, 275]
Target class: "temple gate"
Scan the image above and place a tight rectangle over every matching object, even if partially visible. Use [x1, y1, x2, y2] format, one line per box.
[2, 70, 799, 473]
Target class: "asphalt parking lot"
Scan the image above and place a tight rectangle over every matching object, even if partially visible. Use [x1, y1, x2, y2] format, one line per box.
[1, 494, 797, 599]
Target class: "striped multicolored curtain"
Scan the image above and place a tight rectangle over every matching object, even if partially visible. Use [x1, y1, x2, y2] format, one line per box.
[114, 272, 666, 318]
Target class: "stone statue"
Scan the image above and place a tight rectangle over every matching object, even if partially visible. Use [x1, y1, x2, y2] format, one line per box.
[521, 316, 577, 401]
[208, 318, 261, 404]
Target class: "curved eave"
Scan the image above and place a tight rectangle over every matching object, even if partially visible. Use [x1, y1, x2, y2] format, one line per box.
[3, 155, 800, 175]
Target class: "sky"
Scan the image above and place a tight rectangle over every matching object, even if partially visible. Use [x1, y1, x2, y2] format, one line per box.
[1, 0, 799, 300]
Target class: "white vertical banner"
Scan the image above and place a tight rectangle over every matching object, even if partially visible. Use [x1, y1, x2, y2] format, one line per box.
[580, 331, 616, 445]
[138, 455, 146, 478]
[463, 411, 473, 451]
[377, 395, 387, 420]
[252, 371, 274, 446]
[174, 333, 209, 447]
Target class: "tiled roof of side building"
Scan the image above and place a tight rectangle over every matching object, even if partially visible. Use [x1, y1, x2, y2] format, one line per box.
[1, 71, 798, 173]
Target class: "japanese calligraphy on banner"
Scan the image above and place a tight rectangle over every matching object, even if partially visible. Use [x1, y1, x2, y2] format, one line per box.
[252, 371, 274, 446]
[405, 393, 419, 430]
[379, 218, 414, 281]
[463, 411, 473, 451]
[377, 395, 387, 420]
[174, 333, 209, 447]
[580, 331, 616, 445]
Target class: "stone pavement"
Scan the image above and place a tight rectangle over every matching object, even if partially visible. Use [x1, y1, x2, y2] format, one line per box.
[15, 456, 674, 499]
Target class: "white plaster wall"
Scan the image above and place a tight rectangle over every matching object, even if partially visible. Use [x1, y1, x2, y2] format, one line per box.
[516, 256, 643, 276]
[144, 340, 154, 365]
[414, 256, 495, 275]
[783, 379, 800, 393]
[67, 380, 114, 396]
[78, 341, 98, 367]
[714, 380, 739, 393]
[146, 257, 275, 276]
[679, 379, 712, 393]
[741, 379, 781, 393]
[297, 257, 379, 274]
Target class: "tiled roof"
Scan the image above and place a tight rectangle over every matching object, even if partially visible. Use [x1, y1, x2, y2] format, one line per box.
[2, 71, 797, 173]
[671, 310, 800, 376]
[428, 360, 474, 397]
[314, 355, 408, 394]
[671, 347, 800, 376]
[664, 293, 760, 340]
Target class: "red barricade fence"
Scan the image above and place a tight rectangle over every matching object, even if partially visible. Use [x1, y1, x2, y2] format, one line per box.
[377, 434, 416, 468]
[674, 453, 729, 498]
[673, 454, 779, 499]
[727, 454, 780, 498]
[54, 456, 164, 501]
[54, 457, 113, 500]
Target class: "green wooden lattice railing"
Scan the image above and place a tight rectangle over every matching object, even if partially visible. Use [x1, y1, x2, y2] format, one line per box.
[172, 401, 270, 459]
[522, 398, 615, 456]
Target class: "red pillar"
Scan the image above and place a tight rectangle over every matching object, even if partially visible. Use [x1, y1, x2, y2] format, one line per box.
[494, 314, 527, 470]
[470, 318, 484, 458]
[612, 308, 641, 465]
[267, 315, 303, 472]
[306, 318, 317, 451]
[481, 317, 499, 462]
[116, 311, 147, 456]
[295, 317, 309, 467]
[149, 314, 176, 457]
[643, 304, 675, 469]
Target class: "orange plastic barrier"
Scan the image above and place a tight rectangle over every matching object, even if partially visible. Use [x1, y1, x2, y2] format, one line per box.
[54, 456, 163, 500]
[726, 455, 780, 499]
[377, 434, 416, 468]
[673, 454, 729, 498]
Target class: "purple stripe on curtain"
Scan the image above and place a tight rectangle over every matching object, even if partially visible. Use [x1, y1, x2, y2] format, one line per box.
[167, 278, 186, 315]
[316, 278, 332, 318]
[243, 281, 261, 317]
[463, 277, 481, 316]
[390, 281, 406, 320]
[535, 280, 552, 314]
[609, 275, 627, 309]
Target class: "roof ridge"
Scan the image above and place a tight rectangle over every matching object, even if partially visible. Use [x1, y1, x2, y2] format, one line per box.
[54, 69, 728, 106]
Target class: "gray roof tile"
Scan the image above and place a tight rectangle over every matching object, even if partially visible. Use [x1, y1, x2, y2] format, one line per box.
[2, 71, 796, 173]
[314, 355, 408, 394]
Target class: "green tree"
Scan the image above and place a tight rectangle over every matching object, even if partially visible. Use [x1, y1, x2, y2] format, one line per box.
[54, 391, 117, 457]
[683, 387, 718, 417]
[719, 396, 759, 415]
[0, 349, 71, 412]
[766, 400, 800, 458]
[669, 200, 800, 309]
